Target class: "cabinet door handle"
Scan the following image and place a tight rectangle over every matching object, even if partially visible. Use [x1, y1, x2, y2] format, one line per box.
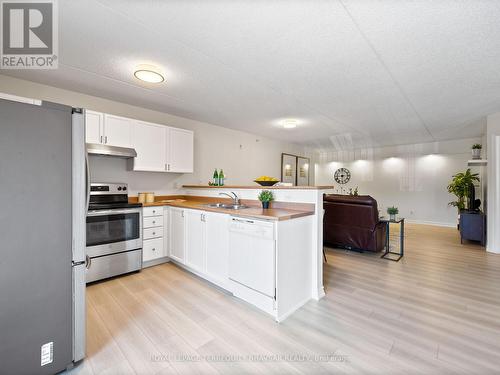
[181, 211, 184, 218]
[152, 221, 156, 224]
[152, 232, 156, 235]
[152, 248, 156, 251]
[165, 163, 167, 171]
[100, 135, 103, 143]
[104, 136, 108, 144]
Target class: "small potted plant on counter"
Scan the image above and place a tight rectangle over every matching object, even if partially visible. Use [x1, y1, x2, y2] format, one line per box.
[258, 190, 274, 209]
[472, 144, 482, 160]
[387, 206, 399, 221]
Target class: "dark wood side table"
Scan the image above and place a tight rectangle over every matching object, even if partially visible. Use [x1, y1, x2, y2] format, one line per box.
[459, 211, 486, 246]
[380, 218, 404, 261]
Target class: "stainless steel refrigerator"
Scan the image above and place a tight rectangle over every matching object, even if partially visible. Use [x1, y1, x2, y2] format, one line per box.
[0, 96, 86, 374]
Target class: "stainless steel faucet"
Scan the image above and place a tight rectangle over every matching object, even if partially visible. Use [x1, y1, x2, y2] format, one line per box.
[219, 191, 240, 205]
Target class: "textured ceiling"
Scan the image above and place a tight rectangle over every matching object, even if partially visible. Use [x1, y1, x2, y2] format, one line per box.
[2, 0, 498, 151]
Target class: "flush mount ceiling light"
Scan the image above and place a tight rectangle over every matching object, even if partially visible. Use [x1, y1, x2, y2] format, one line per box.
[282, 119, 298, 129]
[134, 66, 164, 83]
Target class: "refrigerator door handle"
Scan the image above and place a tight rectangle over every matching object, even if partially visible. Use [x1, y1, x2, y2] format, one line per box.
[85, 147, 90, 215]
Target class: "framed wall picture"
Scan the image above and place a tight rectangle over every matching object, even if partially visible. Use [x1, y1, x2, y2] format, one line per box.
[297, 157, 310, 186]
[281, 153, 297, 185]
[281, 153, 310, 186]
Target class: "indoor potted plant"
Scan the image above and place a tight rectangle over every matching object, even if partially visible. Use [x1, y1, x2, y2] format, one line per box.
[447, 168, 480, 212]
[472, 144, 482, 160]
[258, 190, 274, 209]
[387, 206, 399, 221]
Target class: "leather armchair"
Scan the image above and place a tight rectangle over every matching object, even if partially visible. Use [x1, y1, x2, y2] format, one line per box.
[323, 194, 387, 252]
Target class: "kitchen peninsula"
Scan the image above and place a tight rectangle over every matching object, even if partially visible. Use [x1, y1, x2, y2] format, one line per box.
[133, 185, 334, 322]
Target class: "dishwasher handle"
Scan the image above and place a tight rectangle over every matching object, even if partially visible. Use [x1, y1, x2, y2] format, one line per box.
[231, 217, 254, 224]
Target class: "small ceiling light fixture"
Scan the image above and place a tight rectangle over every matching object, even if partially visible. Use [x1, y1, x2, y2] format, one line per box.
[282, 119, 298, 129]
[134, 65, 164, 83]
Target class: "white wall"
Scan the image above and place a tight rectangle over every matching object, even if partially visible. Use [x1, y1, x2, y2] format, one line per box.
[0, 74, 305, 195]
[314, 138, 482, 227]
[487, 113, 500, 253]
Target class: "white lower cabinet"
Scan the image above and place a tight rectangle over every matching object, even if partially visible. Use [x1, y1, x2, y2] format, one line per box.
[166, 207, 230, 290]
[185, 210, 205, 273]
[143, 237, 164, 262]
[142, 206, 166, 265]
[205, 212, 230, 287]
[169, 207, 186, 263]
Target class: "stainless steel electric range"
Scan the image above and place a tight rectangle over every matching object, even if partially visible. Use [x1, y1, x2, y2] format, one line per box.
[86, 182, 142, 283]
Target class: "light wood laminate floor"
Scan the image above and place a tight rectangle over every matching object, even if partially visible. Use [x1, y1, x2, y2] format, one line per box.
[69, 224, 500, 374]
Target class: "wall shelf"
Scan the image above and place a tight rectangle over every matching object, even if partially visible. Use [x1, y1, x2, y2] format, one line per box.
[468, 159, 487, 166]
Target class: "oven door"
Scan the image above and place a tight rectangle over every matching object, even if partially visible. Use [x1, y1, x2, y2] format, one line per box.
[86, 208, 142, 258]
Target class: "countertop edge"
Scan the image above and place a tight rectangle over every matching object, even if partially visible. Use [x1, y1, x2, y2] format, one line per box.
[141, 201, 314, 221]
[182, 185, 334, 190]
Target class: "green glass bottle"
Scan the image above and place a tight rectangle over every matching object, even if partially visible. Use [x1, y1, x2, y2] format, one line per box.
[219, 169, 225, 186]
[212, 169, 219, 186]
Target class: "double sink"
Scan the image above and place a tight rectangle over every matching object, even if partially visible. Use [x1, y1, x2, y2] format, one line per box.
[204, 192, 249, 210]
[205, 203, 249, 210]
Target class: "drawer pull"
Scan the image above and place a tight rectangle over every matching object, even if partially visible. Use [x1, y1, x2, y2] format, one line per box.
[152, 221, 156, 224]
[152, 248, 156, 251]
[152, 232, 156, 235]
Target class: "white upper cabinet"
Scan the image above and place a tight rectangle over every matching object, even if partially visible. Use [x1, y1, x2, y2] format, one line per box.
[167, 128, 194, 173]
[103, 114, 132, 148]
[85, 111, 131, 148]
[131, 121, 167, 172]
[85, 110, 103, 144]
[85, 110, 193, 174]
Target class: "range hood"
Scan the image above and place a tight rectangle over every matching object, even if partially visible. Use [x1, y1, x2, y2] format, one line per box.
[86, 143, 137, 158]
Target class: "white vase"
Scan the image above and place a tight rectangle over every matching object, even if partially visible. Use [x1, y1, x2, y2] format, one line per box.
[472, 148, 481, 160]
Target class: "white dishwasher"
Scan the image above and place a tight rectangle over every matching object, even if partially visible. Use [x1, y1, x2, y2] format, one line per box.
[228, 217, 276, 298]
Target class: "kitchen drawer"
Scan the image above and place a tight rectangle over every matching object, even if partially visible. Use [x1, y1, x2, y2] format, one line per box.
[144, 215, 163, 228]
[143, 238, 164, 262]
[143, 206, 163, 217]
[144, 226, 163, 240]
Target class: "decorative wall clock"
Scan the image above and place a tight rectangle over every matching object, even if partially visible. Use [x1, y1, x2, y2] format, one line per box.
[334, 168, 351, 184]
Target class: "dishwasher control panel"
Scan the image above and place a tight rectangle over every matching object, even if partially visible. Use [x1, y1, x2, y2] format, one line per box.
[229, 217, 275, 240]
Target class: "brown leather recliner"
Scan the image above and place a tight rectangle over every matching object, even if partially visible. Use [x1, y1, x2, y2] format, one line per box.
[323, 194, 387, 252]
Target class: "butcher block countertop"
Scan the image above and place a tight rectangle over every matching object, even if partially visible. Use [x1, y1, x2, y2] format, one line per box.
[130, 195, 314, 221]
[183, 185, 334, 190]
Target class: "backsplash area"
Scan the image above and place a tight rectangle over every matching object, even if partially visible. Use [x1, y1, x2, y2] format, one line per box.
[89, 156, 186, 195]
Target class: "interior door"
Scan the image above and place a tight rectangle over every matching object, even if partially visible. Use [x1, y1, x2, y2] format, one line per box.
[169, 208, 185, 263]
[185, 210, 205, 272]
[103, 114, 132, 147]
[131, 121, 167, 171]
[167, 127, 193, 173]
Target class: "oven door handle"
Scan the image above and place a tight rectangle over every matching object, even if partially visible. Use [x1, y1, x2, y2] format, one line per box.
[87, 208, 142, 216]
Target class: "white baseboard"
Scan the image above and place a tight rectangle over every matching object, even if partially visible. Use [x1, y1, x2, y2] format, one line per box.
[313, 286, 326, 301]
[404, 219, 457, 228]
[142, 256, 170, 268]
[276, 296, 311, 322]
